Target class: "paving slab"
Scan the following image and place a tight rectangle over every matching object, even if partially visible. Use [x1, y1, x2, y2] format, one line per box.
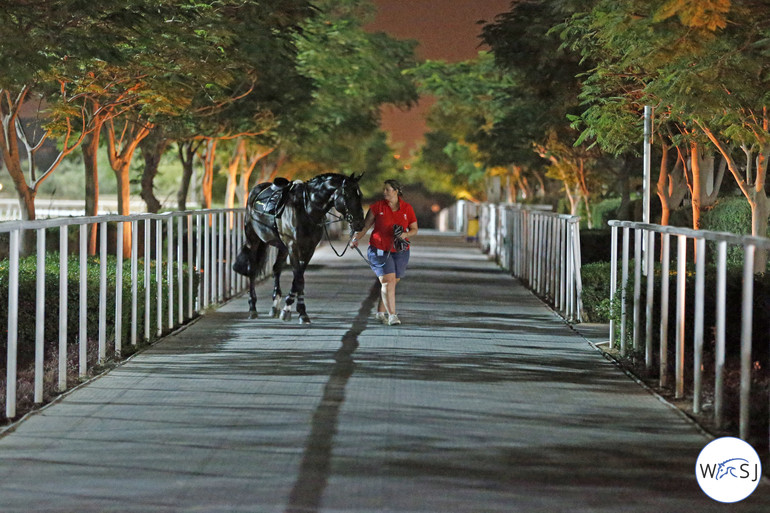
[0, 231, 768, 512]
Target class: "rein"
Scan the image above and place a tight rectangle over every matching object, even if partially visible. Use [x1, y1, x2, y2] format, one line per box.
[322, 212, 374, 265]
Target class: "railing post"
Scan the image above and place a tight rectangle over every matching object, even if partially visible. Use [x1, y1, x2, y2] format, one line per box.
[620, 226, 630, 356]
[144, 218, 151, 342]
[609, 224, 618, 348]
[35, 228, 45, 404]
[99, 222, 107, 363]
[168, 215, 174, 330]
[131, 220, 138, 346]
[6, 229, 20, 418]
[693, 237, 706, 414]
[714, 241, 727, 429]
[571, 221, 583, 322]
[156, 218, 163, 337]
[188, 214, 195, 317]
[739, 244, 755, 441]
[196, 213, 203, 312]
[203, 213, 210, 308]
[218, 212, 225, 302]
[675, 234, 686, 399]
[560, 219, 568, 314]
[59, 225, 68, 392]
[659, 233, 670, 387]
[564, 223, 568, 319]
[177, 215, 184, 325]
[644, 230, 655, 372]
[115, 221, 124, 357]
[632, 228, 642, 350]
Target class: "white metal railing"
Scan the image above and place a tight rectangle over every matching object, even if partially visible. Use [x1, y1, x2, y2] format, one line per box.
[1, 208, 261, 420]
[436, 199, 478, 235]
[476, 203, 583, 323]
[608, 220, 770, 442]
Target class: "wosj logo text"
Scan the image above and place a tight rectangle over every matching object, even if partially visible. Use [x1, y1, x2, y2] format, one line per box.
[698, 457, 760, 483]
[696, 437, 762, 503]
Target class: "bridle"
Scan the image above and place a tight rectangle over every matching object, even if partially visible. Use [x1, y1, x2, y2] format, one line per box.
[322, 179, 370, 263]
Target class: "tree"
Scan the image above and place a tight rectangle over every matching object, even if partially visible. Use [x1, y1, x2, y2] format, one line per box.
[408, 52, 517, 200]
[480, 0, 607, 211]
[286, 0, 417, 177]
[563, 0, 770, 268]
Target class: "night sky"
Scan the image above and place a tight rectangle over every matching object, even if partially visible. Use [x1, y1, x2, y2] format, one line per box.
[368, 0, 512, 153]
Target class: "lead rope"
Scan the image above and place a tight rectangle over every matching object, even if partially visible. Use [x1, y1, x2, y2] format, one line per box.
[322, 214, 376, 265]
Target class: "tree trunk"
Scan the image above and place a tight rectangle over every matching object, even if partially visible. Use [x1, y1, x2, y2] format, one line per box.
[104, 118, 152, 256]
[657, 143, 687, 226]
[139, 131, 168, 213]
[1, 86, 88, 254]
[688, 142, 704, 229]
[177, 141, 199, 211]
[82, 128, 101, 255]
[199, 139, 217, 209]
[616, 156, 633, 220]
[657, 143, 672, 226]
[698, 122, 769, 272]
[224, 138, 245, 209]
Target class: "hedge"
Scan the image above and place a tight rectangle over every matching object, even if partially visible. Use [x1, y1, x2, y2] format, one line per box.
[0, 252, 200, 373]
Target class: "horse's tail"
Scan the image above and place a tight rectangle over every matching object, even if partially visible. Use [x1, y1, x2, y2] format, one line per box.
[233, 221, 270, 277]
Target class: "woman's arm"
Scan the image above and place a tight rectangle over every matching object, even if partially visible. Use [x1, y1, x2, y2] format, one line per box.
[405, 221, 418, 239]
[351, 209, 375, 247]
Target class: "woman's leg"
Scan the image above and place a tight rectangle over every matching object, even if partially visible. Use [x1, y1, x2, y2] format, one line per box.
[379, 272, 397, 315]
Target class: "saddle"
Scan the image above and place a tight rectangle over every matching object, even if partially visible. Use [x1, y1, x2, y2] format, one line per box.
[251, 177, 292, 223]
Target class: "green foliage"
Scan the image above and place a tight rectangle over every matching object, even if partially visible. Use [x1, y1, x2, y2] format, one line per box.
[701, 196, 753, 235]
[292, 0, 418, 163]
[591, 197, 622, 228]
[408, 52, 517, 196]
[580, 260, 617, 323]
[701, 196, 764, 268]
[0, 253, 200, 371]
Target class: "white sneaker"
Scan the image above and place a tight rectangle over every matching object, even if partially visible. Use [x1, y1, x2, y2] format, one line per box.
[388, 313, 401, 326]
[375, 312, 387, 323]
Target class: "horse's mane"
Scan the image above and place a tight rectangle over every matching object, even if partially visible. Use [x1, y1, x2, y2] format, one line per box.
[306, 173, 347, 187]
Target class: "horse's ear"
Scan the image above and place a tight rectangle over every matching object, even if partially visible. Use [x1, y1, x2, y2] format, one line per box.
[350, 172, 364, 182]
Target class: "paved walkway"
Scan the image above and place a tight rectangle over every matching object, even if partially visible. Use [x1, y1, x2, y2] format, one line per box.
[0, 232, 768, 512]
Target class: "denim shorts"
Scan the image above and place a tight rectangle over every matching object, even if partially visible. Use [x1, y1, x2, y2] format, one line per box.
[367, 246, 410, 278]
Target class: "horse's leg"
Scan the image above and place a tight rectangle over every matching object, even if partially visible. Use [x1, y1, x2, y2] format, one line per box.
[245, 241, 269, 319]
[248, 273, 258, 319]
[271, 247, 288, 318]
[280, 258, 307, 323]
[281, 259, 309, 324]
[295, 266, 309, 324]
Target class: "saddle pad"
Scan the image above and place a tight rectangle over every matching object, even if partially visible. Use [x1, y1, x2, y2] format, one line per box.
[252, 182, 290, 219]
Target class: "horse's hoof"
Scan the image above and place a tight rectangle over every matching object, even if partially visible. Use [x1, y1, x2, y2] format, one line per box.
[299, 316, 311, 325]
[280, 310, 292, 322]
[248, 311, 258, 320]
[270, 307, 280, 318]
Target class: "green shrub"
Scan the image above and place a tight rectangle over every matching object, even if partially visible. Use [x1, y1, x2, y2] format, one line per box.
[701, 197, 761, 268]
[702, 196, 753, 235]
[581, 260, 616, 323]
[581, 256, 770, 363]
[591, 197, 622, 229]
[0, 253, 200, 372]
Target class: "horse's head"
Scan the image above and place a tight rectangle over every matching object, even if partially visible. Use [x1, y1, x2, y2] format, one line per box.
[334, 173, 365, 232]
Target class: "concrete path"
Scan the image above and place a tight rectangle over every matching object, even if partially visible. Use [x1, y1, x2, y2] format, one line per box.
[0, 231, 768, 512]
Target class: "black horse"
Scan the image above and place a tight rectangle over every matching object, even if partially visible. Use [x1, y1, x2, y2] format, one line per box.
[233, 172, 365, 323]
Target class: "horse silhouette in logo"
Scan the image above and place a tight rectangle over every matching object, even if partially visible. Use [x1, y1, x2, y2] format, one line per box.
[716, 458, 749, 480]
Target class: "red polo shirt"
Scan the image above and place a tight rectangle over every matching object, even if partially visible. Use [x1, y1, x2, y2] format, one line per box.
[368, 198, 417, 252]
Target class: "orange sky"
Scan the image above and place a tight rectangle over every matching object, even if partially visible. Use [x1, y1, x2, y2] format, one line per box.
[368, 0, 512, 154]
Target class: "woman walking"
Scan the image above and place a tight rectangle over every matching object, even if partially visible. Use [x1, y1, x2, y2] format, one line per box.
[351, 179, 418, 325]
